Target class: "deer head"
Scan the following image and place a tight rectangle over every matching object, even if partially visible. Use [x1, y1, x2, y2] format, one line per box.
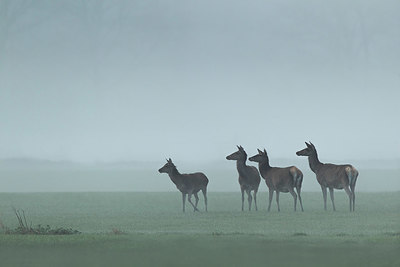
[226, 145, 247, 161]
[249, 148, 268, 163]
[158, 158, 176, 174]
[296, 142, 316, 157]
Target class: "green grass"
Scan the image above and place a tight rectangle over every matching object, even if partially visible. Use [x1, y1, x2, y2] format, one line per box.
[0, 192, 399, 266]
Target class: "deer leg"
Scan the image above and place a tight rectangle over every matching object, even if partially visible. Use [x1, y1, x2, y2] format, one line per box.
[247, 190, 253, 211]
[241, 187, 245, 211]
[289, 188, 297, 212]
[202, 188, 208, 212]
[350, 184, 356, 212]
[253, 190, 258, 211]
[268, 188, 273, 212]
[276, 191, 280, 212]
[348, 168, 358, 212]
[194, 193, 199, 208]
[344, 186, 353, 212]
[296, 187, 304, 212]
[182, 193, 186, 213]
[187, 193, 199, 212]
[329, 188, 336, 211]
[321, 186, 327, 211]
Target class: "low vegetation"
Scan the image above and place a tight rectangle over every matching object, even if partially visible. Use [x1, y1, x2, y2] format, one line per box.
[1, 208, 79, 235]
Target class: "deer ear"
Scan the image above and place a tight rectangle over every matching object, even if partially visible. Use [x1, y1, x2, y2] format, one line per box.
[264, 148, 267, 154]
[309, 142, 315, 150]
[168, 158, 172, 163]
[257, 148, 262, 154]
[305, 142, 311, 148]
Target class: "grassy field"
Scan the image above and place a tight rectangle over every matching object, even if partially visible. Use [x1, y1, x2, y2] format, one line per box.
[0, 191, 399, 266]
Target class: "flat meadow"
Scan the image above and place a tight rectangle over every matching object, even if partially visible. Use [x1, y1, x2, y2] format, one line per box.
[0, 191, 399, 267]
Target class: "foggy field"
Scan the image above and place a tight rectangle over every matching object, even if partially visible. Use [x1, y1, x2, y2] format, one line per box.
[1, 0, 400, 266]
[0, 192, 399, 267]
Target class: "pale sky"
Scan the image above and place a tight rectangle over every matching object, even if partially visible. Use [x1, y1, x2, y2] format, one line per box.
[1, 0, 399, 163]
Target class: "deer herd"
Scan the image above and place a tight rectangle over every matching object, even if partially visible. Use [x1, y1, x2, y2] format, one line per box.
[159, 142, 359, 213]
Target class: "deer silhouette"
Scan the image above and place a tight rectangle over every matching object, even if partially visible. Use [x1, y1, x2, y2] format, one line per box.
[296, 142, 358, 211]
[158, 158, 209, 212]
[249, 149, 304, 212]
[226, 145, 261, 211]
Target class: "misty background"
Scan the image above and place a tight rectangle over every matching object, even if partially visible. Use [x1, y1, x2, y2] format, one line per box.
[0, 0, 399, 192]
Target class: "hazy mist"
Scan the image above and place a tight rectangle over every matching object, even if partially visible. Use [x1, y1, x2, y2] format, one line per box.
[1, 0, 399, 162]
[0, 1, 399, 192]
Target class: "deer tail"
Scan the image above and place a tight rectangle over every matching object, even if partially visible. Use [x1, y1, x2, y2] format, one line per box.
[345, 166, 358, 189]
[296, 170, 303, 188]
[290, 167, 303, 188]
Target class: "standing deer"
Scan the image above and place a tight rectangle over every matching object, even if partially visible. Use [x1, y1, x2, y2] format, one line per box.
[249, 149, 304, 212]
[158, 158, 209, 212]
[226, 145, 261, 211]
[296, 142, 358, 211]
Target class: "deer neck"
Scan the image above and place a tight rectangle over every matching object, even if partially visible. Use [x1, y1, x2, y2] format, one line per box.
[308, 152, 322, 173]
[258, 160, 272, 176]
[168, 167, 183, 185]
[236, 159, 248, 177]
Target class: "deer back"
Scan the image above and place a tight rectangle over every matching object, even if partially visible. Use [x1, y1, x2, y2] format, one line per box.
[181, 172, 209, 190]
[317, 163, 354, 189]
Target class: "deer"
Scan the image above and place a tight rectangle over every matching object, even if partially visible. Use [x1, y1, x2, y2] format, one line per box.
[226, 145, 261, 211]
[296, 142, 359, 212]
[158, 158, 209, 212]
[249, 149, 304, 212]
